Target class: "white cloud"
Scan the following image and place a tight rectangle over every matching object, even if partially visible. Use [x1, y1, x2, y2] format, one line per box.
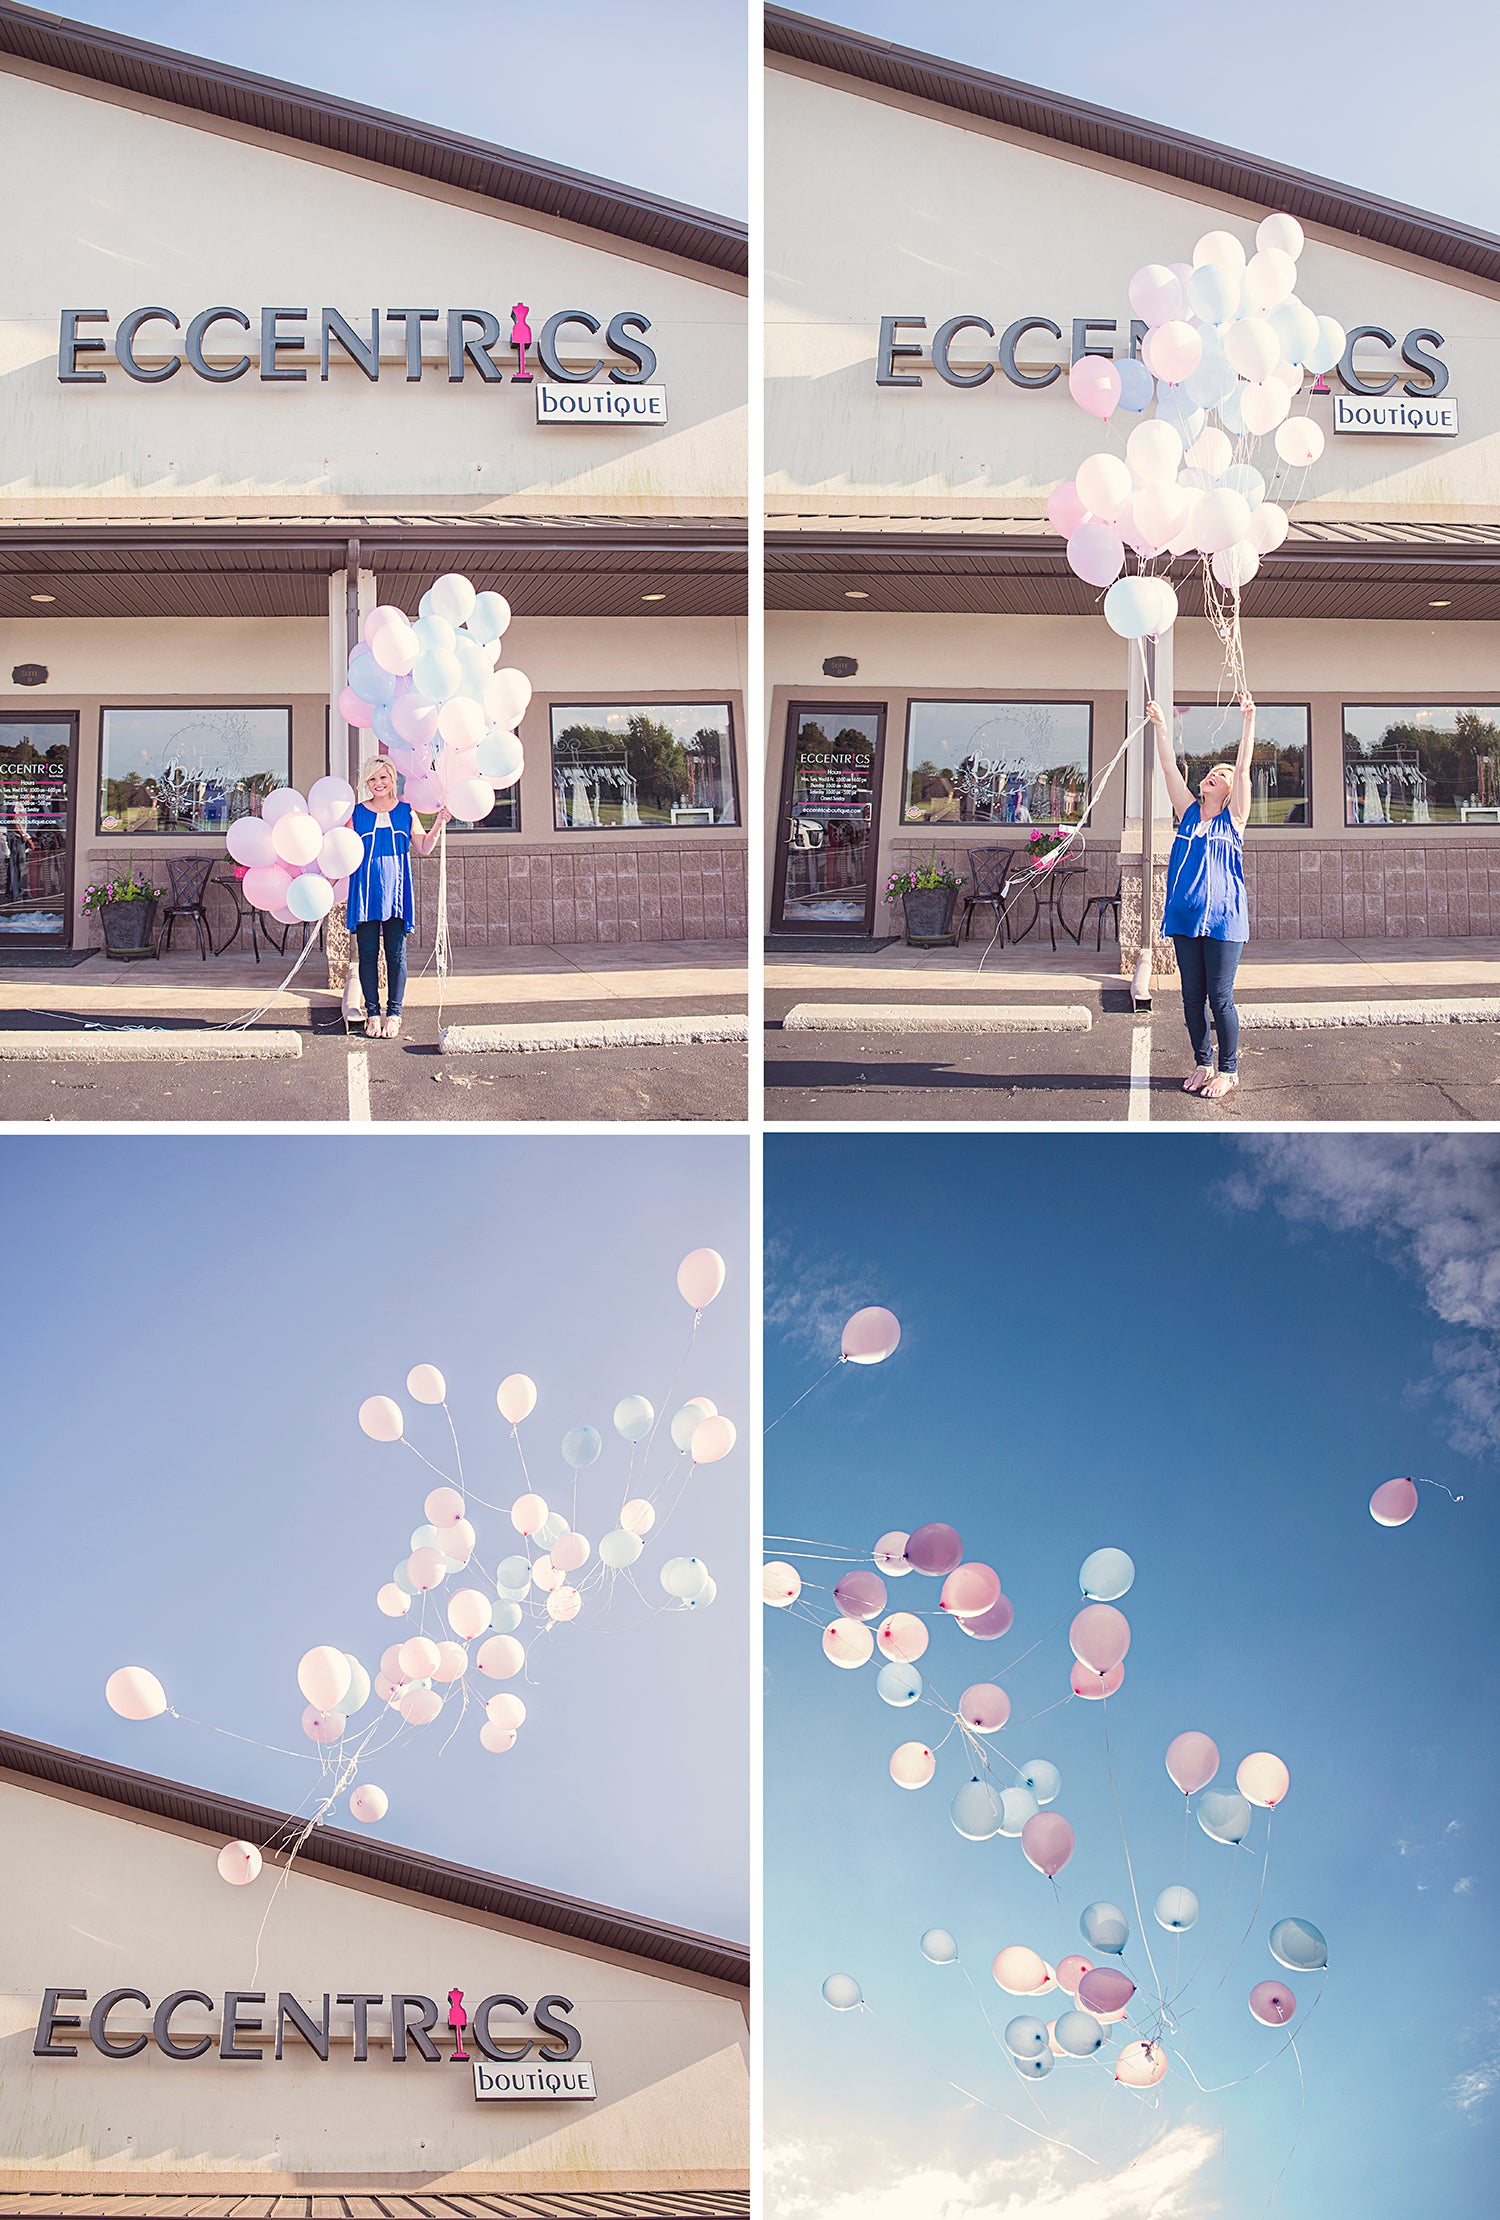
[764, 1231, 887, 1362]
[1455, 1876, 1476, 1895]
[1227, 1136, 1500, 1455]
[765, 2124, 1220, 2220]
[1449, 1995, 1500, 2114]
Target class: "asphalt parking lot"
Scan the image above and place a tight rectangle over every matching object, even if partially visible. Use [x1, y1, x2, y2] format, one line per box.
[0, 1001, 748, 1123]
[765, 986, 1500, 1123]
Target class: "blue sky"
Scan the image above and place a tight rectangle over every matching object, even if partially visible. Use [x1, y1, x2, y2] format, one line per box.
[815, 1, 1498, 232]
[1, 1133, 748, 1939]
[764, 1133, 1499, 2220]
[65, 0, 749, 217]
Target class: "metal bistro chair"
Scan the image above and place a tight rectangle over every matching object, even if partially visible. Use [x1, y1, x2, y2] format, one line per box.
[1079, 870, 1123, 952]
[212, 869, 266, 964]
[960, 848, 1018, 943]
[1033, 852, 1091, 951]
[156, 856, 216, 959]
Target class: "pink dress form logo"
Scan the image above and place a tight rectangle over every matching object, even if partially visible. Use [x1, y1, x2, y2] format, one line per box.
[510, 303, 533, 382]
[448, 1988, 469, 2062]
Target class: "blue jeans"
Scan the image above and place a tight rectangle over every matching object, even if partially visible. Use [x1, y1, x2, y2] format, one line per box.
[1173, 934, 1243, 1074]
[356, 918, 408, 1017]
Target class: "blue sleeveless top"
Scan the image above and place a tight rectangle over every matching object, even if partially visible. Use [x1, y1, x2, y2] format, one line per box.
[346, 801, 414, 931]
[1162, 801, 1248, 942]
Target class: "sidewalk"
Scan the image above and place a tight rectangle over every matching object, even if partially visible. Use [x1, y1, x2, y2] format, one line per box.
[0, 939, 748, 1022]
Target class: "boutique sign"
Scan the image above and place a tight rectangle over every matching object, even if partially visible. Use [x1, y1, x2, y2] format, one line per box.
[57, 302, 661, 411]
[32, 1983, 595, 2100]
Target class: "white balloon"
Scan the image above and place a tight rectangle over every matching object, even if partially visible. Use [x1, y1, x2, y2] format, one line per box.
[1275, 417, 1326, 469]
[1240, 379, 1291, 435]
[1193, 488, 1252, 555]
[406, 1364, 446, 1404]
[613, 1394, 655, 1442]
[1185, 426, 1233, 477]
[358, 1395, 403, 1443]
[349, 1783, 387, 1824]
[1243, 247, 1297, 310]
[600, 1528, 644, 1569]
[1141, 320, 1201, 385]
[1305, 316, 1347, 376]
[1075, 452, 1133, 524]
[217, 1840, 262, 1887]
[1246, 500, 1291, 555]
[1124, 419, 1182, 484]
[1212, 541, 1261, 591]
[1267, 297, 1320, 366]
[1256, 212, 1305, 260]
[1126, 263, 1183, 326]
[1193, 229, 1246, 272]
[1225, 317, 1280, 382]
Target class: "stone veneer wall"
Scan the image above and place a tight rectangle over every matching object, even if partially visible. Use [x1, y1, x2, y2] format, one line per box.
[891, 838, 1500, 945]
[82, 838, 748, 950]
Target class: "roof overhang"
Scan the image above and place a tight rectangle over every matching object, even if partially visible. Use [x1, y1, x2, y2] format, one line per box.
[0, 1727, 749, 1990]
[0, 519, 747, 621]
[766, 522, 1500, 622]
[766, 8, 1500, 289]
[0, 0, 747, 277]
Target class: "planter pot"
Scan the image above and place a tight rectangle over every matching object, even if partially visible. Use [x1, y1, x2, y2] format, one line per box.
[901, 885, 958, 946]
[99, 899, 159, 960]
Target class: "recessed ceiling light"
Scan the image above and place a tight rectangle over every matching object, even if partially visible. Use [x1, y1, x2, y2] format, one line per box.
[29, 592, 55, 603]
[1428, 598, 1451, 607]
[844, 589, 869, 599]
[641, 592, 666, 602]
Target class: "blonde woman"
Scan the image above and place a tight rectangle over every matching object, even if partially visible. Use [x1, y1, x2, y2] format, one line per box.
[1147, 695, 1255, 1101]
[346, 758, 447, 1038]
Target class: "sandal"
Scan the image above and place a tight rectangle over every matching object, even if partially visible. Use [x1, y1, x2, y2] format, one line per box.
[1183, 1066, 1212, 1094]
[1203, 1071, 1240, 1101]
[385, 1015, 402, 1040]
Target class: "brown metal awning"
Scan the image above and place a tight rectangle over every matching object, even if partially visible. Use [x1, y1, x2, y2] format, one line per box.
[0, 520, 746, 622]
[0, 2196, 749, 2217]
[766, 519, 1500, 622]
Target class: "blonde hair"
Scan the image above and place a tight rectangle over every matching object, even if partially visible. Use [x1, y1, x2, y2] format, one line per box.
[1200, 762, 1236, 791]
[359, 755, 398, 798]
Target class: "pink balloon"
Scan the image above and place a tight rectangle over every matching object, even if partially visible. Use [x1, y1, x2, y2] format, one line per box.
[403, 771, 444, 811]
[301, 1704, 345, 1744]
[1068, 353, 1122, 420]
[993, 1945, 1049, 1995]
[905, 1523, 963, 1576]
[225, 816, 275, 867]
[841, 1306, 901, 1363]
[1065, 521, 1126, 588]
[1070, 1604, 1131, 1674]
[677, 1247, 726, 1309]
[1078, 1966, 1134, 2015]
[834, 1569, 888, 1621]
[1071, 1659, 1124, 1700]
[876, 1611, 928, 1663]
[940, 1562, 1002, 1619]
[406, 1546, 447, 1591]
[370, 619, 418, 676]
[390, 693, 440, 747]
[874, 1531, 911, 1573]
[958, 1591, 1015, 1641]
[1022, 1811, 1075, 1878]
[1166, 1731, 1220, 1796]
[1370, 1476, 1418, 1527]
[425, 1485, 465, 1529]
[338, 685, 376, 729]
[1115, 2039, 1168, 2087]
[1046, 480, 1089, 536]
[959, 1682, 1010, 1733]
[1237, 1751, 1290, 1808]
[1249, 1980, 1297, 2026]
[890, 1741, 936, 1790]
[1056, 1955, 1092, 1996]
[241, 864, 294, 912]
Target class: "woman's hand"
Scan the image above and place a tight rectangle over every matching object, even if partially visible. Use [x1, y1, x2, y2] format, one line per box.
[1146, 699, 1168, 732]
[1239, 692, 1256, 722]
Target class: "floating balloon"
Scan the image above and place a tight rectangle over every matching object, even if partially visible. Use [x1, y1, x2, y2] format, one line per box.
[1154, 1886, 1200, 1931]
[376, 1584, 410, 1618]
[1249, 1980, 1297, 2027]
[405, 1364, 445, 1405]
[874, 1531, 912, 1575]
[358, 1395, 403, 1443]
[1078, 1966, 1134, 2015]
[217, 1841, 262, 1887]
[1237, 1752, 1289, 1808]
[1080, 1902, 1129, 1955]
[921, 1928, 958, 1965]
[496, 1374, 537, 1424]
[1198, 1790, 1253, 1845]
[951, 1780, 1004, 1839]
[1270, 1918, 1328, 1972]
[1275, 417, 1325, 469]
[298, 1646, 352, 1711]
[106, 1666, 167, 1721]
[510, 1493, 548, 1537]
[302, 1705, 346, 1744]
[600, 1530, 643, 1569]
[1015, 2051, 1055, 2080]
[479, 1723, 518, 1755]
[834, 1569, 888, 1621]
[1079, 1548, 1134, 1602]
[613, 1394, 654, 1441]
[1020, 1759, 1061, 1805]
[562, 1424, 601, 1468]
[1054, 2009, 1104, 2057]
[891, 1741, 936, 1790]
[1071, 1659, 1124, 1700]
[1116, 2040, 1168, 2087]
[1056, 1956, 1092, 1996]
[348, 1784, 387, 1825]
[1070, 1604, 1131, 1674]
[1076, 451, 1133, 523]
[691, 1415, 737, 1464]
[823, 1619, 875, 1670]
[822, 1974, 863, 2011]
[1194, 229, 1247, 272]
[1066, 521, 1126, 589]
[876, 1661, 922, 1706]
[1166, 1731, 1220, 1796]
[1068, 354, 1122, 421]
[1370, 1476, 1418, 1526]
[425, 1486, 465, 1528]
[993, 1946, 1049, 1995]
[1257, 212, 1305, 259]
[842, 1307, 901, 1363]
[905, 1524, 963, 1576]
[1142, 321, 1201, 384]
[959, 1683, 1010, 1733]
[621, 1499, 655, 1535]
[997, 1786, 1039, 1837]
[1047, 480, 1090, 536]
[1128, 262, 1183, 325]
[763, 1562, 802, 1608]
[876, 1612, 928, 1664]
[939, 1562, 1001, 1619]
[476, 1635, 525, 1679]
[670, 1397, 717, 1451]
[1005, 2014, 1049, 2059]
[958, 1591, 1015, 1641]
[1022, 1812, 1075, 1878]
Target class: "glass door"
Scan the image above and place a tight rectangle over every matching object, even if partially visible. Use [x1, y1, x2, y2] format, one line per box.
[0, 715, 76, 945]
[771, 703, 885, 932]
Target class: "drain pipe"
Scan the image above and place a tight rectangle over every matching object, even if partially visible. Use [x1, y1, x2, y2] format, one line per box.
[1131, 634, 1157, 1011]
[344, 536, 361, 787]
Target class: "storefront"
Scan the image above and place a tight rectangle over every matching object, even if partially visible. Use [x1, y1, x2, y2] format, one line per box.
[764, 8, 1500, 949]
[0, 1729, 749, 2212]
[0, 4, 747, 953]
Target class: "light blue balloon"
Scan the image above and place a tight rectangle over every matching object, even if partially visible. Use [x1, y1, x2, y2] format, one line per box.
[490, 1600, 522, 1633]
[1015, 2050, 1054, 2078]
[997, 1785, 1039, 1837]
[821, 1973, 862, 2011]
[1079, 1547, 1134, 1602]
[1220, 463, 1266, 511]
[920, 1927, 957, 1965]
[1081, 1900, 1129, 1955]
[1004, 2014, 1049, 2059]
[876, 1661, 922, 1707]
[1198, 1790, 1253, 1845]
[418, 590, 435, 620]
[412, 647, 460, 704]
[409, 1523, 440, 1552]
[1270, 1917, 1327, 1972]
[1185, 349, 1238, 410]
[453, 636, 493, 700]
[347, 646, 396, 706]
[1114, 356, 1154, 413]
[411, 612, 455, 657]
[1154, 1885, 1200, 1931]
[951, 1780, 1004, 1840]
[1155, 388, 1205, 445]
[1187, 262, 1241, 323]
[497, 1553, 532, 1591]
[371, 701, 401, 749]
[1019, 1758, 1061, 1805]
[392, 1561, 416, 1596]
[562, 1424, 601, 1468]
[1054, 2008, 1104, 2057]
[468, 590, 510, 643]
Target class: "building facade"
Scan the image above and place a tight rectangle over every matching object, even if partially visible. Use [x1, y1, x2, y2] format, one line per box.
[0, 3, 747, 954]
[0, 1731, 749, 2212]
[764, 8, 1500, 952]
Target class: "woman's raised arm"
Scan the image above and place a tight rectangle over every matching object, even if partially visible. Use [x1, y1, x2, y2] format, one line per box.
[1230, 695, 1256, 829]
[410, 804, 450, 857]
[1147, 700, 1194, 821]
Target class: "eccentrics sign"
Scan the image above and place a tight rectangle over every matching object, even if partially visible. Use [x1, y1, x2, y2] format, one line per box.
[32, 1984, 597, 2101]
[56, 302, 662, 406]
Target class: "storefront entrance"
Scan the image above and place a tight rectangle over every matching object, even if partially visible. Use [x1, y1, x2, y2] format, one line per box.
[771, 702, 884, 933]
[0, 714, 75, 947]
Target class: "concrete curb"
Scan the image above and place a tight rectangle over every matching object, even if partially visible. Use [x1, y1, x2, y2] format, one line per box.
[440, 1014, 749, 1054]
[0, 1030, 303, 1062]
[1238, 999, 1500, 1030]
[780, 1003, 1093, 1033]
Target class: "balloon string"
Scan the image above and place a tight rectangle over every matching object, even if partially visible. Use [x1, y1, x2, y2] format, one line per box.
[1101, 1694, 1169, 2032]
[1262, 2033, 1308, 2215]
[1416, 1475, 1465, 1502]
[764, 1357, 843, 1435]
[434, 820, 450, 1036]
[1173, 1975, 1326, 2099]
[1166, 1843, 1239, 2020]
[1209, 1808, 1274, 1999]
[213, 917, 324, 1033]
[167, 1709, 322, 1765]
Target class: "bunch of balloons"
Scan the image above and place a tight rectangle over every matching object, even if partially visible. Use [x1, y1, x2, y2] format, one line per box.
[338, 571, 528, 824]
[224, 774, 364, 930]
[1054, 212, 1341, 641]
[105, 1246, 735, 1886]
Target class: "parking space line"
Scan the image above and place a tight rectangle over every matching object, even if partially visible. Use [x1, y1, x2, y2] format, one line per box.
[347, 1048, 371, 1123]
[1128, 1024, 1152, 1124]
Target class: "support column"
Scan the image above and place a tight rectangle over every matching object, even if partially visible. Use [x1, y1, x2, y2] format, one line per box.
[1119, 626, 1177, 987]
[325, 549, 377, 996]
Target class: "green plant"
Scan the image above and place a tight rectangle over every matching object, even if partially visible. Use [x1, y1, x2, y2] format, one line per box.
[79, 859, 164, 914]
[882, 849, 965, 904]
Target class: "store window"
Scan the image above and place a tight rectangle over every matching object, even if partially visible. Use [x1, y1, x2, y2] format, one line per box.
[1343, 705, 1500, 825]
[902, 701, 1091, 826]
[551, 704, 738, 830]
[99, 707, 291, 834]
[1175, 703, 1310, 825]
[442, 783, 520, 833]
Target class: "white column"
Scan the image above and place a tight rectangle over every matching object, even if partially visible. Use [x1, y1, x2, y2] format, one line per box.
[326, 565, 378, 788]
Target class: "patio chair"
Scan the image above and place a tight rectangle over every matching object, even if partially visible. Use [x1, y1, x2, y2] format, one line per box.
[156, 856, 216, 959]
[1078, 871, 1123, 952]
[960, 848, 1017, 942]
